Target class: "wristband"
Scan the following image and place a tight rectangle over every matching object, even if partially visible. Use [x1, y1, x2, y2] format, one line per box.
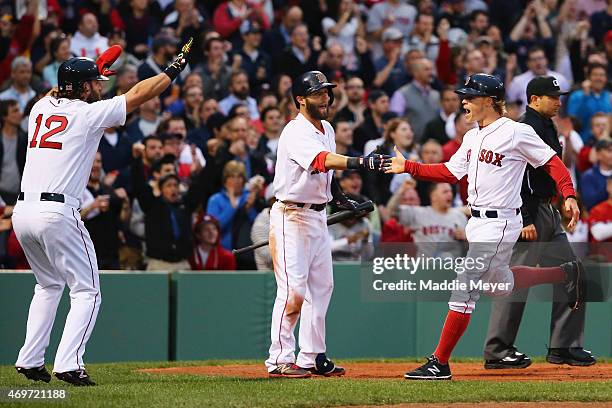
[346, 157, 363, 169]
[163, 64, 182, 82]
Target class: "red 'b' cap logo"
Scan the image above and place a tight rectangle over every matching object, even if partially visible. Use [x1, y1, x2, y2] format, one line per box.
[316, 72, 327, 83]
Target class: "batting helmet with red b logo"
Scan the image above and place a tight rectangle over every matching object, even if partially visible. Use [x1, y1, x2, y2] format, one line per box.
[291, 71, 337, 108]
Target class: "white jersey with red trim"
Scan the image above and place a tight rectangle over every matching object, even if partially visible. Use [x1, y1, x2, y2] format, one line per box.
[13, 94, 126, 374]
[444, 116, 556, 209]
[20, 95, 127, 201]
[272, 113, 335, 204]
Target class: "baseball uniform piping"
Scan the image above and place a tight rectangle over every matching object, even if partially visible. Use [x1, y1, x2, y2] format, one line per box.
[463, 219, 508, 313]
[274, 207, 289, 366]
[71, 208, 98, 370]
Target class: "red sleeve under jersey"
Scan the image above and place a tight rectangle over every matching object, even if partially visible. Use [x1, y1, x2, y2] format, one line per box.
[311, 151, 330, 173]
[403, 161, 459, 183]
[541, 155, 576, 199]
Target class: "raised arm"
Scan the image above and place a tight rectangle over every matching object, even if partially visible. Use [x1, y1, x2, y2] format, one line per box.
[125, 38, 193, 113]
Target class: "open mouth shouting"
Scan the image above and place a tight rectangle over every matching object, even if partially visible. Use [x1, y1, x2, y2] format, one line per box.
[462, 100, 473, 120]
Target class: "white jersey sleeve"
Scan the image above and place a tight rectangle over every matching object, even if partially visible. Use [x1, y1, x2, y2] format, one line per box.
[287, 125, 332, 171]
[444, 129, 474, 180]
[512, 123, 556, 168]
[84, 95, 127, 135]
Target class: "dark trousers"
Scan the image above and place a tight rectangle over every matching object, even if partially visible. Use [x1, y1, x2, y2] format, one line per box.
[483, 203, 586, 360]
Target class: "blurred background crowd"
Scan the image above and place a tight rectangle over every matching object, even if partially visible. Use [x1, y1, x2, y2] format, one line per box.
[0, 0, 610, 271]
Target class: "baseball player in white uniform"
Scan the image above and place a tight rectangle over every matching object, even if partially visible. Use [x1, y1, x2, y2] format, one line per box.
[265, 71, 390, 378]
[386, 74, 582, 380]
[13, 39, 192, 386]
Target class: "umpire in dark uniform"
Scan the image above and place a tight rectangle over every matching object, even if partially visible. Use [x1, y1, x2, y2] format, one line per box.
[483, 76, 596, 368]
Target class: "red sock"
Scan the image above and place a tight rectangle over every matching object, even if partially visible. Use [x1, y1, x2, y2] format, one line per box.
[433, 310, 471, 364]
[511, 265, 565, 290]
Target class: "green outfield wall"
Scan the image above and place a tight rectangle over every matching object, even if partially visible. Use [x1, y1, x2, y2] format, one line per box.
[0, 272, 169, 365]
[1, 265, 610, 364]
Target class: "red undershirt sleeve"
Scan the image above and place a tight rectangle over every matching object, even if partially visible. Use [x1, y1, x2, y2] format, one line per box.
[311, 151, 330, 173]
[404, 161, 459, 183]
[541, 155, 577, 199]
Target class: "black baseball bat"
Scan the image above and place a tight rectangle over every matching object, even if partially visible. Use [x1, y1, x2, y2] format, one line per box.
[232, 200, 375, 256]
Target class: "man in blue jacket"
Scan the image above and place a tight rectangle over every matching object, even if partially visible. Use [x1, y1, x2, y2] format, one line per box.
[581, 139, 612, 210]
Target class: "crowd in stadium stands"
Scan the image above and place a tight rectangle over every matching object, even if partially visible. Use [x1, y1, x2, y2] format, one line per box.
[0, 0, 610, 271]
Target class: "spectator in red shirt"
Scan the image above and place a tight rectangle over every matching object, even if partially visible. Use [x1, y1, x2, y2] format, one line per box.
[213, 0, 270, 46]
[589, 177, 612, 243]
[577, 112, 610, 173]
[587, 177, 612, 262]
[0, 1, 37, 85]
[7, 228, 28, 269]
[189, 215, 237, 271]
[381, 178, 419, 243]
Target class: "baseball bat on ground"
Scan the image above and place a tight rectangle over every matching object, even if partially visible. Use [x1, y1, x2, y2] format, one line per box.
[232, 200, 375, 256]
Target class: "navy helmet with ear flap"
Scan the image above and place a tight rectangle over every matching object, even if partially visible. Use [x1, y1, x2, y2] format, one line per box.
[291, 71, 337, 108]
[58, 57, 109, 94]
[455, 73, 505, 100]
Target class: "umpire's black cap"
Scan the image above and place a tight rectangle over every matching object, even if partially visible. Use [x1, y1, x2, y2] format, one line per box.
[526, 76, 569, 100]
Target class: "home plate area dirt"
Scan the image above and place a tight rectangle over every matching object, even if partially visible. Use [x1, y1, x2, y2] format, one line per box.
[140, 361, 612, 382]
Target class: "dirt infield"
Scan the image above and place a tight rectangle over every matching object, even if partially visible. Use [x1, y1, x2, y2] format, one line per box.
[141, 362, 612, 382]
[345, 404, 611, 408]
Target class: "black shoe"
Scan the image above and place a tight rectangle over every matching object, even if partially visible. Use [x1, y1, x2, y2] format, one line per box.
[547, 348, 596, 366]
[561, 260, 585, 310]
[16, 365, 51, 383]
[54, 369, 96, 386]
[484, 350, 532, 369]
[304, 353, 346, 377]
[404, 355, 452, 380]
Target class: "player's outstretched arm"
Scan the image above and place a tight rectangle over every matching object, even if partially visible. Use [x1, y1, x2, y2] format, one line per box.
[125, 37, 193, 113]
[317, 151, 392, 171]
[386, 146, 459, 183]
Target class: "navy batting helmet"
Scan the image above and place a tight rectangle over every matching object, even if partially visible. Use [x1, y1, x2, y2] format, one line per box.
[455, 73, 505, 100]
[58, 57, 109, 95]
[291, 71, 336, 108]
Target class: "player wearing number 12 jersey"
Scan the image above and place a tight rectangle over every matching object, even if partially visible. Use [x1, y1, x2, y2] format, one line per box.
[13, 39, 192, 386]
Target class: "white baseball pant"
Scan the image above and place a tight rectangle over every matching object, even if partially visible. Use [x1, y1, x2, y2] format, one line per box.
[265, 202, 334, 371]
[13, 198, 101, 373]
[449, 209, 523, 314]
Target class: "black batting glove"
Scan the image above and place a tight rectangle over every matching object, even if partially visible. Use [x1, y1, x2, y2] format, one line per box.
[331, 177, 358, 212]
[347, 152, 392, 171]
[335, 195, 359, 212]
[163, 37, 193, 81]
